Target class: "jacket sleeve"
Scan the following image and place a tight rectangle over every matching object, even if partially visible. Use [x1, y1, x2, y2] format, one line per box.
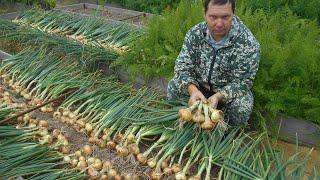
[172, 31, 199, 95]
[219, 44, 260, 102]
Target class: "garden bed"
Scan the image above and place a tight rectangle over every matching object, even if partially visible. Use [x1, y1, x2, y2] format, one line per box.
[0, 3, 152, 27]
[57, 3, 152, 27]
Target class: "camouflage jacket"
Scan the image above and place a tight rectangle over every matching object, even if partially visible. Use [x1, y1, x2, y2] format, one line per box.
[173, 15, 260, 102]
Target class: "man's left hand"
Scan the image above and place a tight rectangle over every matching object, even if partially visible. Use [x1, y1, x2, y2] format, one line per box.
[208, 92, 224, 108]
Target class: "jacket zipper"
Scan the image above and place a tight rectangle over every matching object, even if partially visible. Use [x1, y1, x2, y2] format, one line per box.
[208, 48, 219, 93]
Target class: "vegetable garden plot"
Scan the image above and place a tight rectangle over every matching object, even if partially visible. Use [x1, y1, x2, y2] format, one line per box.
[0, 7, 319, 179]
[56, 3, 152, 27]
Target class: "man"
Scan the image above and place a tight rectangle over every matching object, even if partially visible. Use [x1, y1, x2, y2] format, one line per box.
[167, 0, 260, 126]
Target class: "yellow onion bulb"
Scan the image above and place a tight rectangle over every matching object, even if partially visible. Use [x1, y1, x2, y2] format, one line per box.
[77, 160, 87, 169]
[128, 143, 140, 155]
[93, 158, 103, 170]
[175, 172, 187, 180]
[102, 160, 112, 171]
[172, 164, 181, 173]
[136, 153, 147, 165]
[178, 108, 192, 122]
[151, 171, 162, 180]
[82, 145, 93, 156]
[210, 109, 224, 123]
[201, 120, 216, 130]
[107, 168, 117, 178]
[38, 120, 48, 128]
[106, 141, 116, 149]
[147, 158, 157, 168]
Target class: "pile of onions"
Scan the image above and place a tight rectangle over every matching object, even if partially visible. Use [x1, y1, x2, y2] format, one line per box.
[178, 100, 225, 130]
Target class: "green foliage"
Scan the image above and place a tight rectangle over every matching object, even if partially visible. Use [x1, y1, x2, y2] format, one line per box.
[237, 0, 320, 23]
[116, 0, 203, 79]
[108, 0, 181, 14]
[0, 0, 56, 9]
[238, 7, 320, 125]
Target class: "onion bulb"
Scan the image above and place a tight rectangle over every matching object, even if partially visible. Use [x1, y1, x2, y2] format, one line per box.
[136, 153, 147, 165]
[63, 156, 71, 163]
[108, 168, 117, 178]
[102, 160, 112, 171]
[116, 145, 129, 156]
[106, 141, 116, 149]
[82, 145, 93, 156]
[128, 143, 140, 155]
[201, 120, 216, 130]
[75, 150, 82, 157]
[85, 123, 93, 132]
[77, 160, 87, 169]
[147, 158, 157, 168]
[88, 137, 97, 144]
[87, 157, 96, 165]
[38, 120, 48, 128]
[151, 171, 162, 180]
[188, 176, 201, 180]
[161, 160, 169, 169]
[53, 111, 61, 119]
[39, 135, 53, 145]
[178, 108, 192, 122]
[210, 109, 224, 122]
[71, 159, 78, 167]
[163, 167, 173, 176]
[61, 146, 71, 154]
[88, 167, 99, 179]
[78, 156, 86, 162]
[175, 172, 187, 180]
[179, 100, 200, 121]
[124, 173, 140, 180]
[97, 139, 106, 148]
[127, 134, 135, 143]
[101, 174, 108, 180]
[172, 164, 181, 173]
[93, 158, 103, 170]
[52, 129, 61, 138]
[114, 174, 122, 180]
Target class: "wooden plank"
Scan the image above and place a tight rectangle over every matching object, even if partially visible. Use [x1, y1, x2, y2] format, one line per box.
[0, 50, 12, 60]
[0, 12, 20, 20]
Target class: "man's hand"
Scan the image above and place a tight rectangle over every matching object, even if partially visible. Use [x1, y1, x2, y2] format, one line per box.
[208, 92, 224, 108]
[187, 84, 207, 106]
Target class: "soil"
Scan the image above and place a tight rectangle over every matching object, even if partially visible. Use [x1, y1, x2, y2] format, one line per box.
[275, 140, 320, 177]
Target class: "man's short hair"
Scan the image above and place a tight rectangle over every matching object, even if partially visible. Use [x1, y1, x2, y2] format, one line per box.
[204, 0, 235, 13]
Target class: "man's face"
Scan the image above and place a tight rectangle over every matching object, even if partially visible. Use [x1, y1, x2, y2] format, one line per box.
[204, 2, 233, 41]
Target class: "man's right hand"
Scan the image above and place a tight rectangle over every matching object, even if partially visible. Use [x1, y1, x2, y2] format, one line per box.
[187, 84, 207, 106]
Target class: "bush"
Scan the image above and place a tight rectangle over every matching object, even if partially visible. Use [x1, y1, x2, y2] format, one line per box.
[108, 0, 181, 14]
[116, 0, 203, 78]
[237, 0, 320, 23]
[238, 7, 320, 126]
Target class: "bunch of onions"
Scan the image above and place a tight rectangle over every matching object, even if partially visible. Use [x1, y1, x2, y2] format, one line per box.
[178, 100, 226, 131]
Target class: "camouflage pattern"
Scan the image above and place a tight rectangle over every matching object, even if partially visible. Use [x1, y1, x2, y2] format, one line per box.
[167, 16, 260, 125]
